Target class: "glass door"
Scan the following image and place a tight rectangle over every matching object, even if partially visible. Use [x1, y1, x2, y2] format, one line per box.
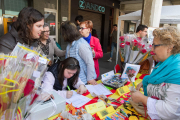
[44, 8, 58, 41]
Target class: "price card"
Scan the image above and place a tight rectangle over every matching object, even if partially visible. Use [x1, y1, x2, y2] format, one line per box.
[101, 70, 114, 82]
[38, 57, 47, 64]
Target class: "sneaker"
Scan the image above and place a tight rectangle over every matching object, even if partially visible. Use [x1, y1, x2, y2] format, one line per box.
[107, 59, 112, 62]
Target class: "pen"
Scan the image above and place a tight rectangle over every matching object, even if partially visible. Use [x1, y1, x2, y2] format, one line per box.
[67, 85, 71, 91]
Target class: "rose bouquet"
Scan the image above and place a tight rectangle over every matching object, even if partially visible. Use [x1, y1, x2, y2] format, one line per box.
[0, 43, 50, 120]
[119, 34, 152, 64]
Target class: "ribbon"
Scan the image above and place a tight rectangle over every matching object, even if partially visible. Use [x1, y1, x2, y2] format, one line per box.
[18, 45, 50, 61]
[0, 78, 19, 95]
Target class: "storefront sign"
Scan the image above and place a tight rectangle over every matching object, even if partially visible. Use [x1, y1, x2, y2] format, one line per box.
[79, 0, 105, 13]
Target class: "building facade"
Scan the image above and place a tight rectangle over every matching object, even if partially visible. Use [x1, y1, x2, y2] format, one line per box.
[0, 0, 120, 53]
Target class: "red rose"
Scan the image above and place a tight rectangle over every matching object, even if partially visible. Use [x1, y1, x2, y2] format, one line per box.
[150, 51, 155, 55]
[142, 44, 145, 48]
[120, 43, 125, 48]
[120, 36, 124, 41]
[132, 39, 138, 46]
[137, 37, 142, 41]
[149, 44, 152, 48]
[125, 41, 130, 45]
[138, 43, 142, 48]
[141, 49, 147, 54]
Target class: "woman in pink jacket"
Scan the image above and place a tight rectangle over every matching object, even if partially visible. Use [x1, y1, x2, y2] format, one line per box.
[79, 20, 103, 79]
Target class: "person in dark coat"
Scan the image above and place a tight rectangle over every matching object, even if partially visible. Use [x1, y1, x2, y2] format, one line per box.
[0, 7, 44, 54]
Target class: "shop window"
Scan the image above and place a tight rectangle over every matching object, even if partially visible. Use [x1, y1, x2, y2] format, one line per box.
[4, 0, 28, 15]
[44, 0, 57, 9]
[0, 9, 2, 16]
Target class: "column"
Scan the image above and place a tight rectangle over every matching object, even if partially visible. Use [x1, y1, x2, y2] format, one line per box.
[141, 0, 163, 27]
[120, 12, 125, 36]
[113, 8, 119, 24]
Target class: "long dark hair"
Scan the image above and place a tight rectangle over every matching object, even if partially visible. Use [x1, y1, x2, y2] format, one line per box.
[58, 57, 80, 86]
[14, 7, 44, 45]
[61, 21, 81, 43]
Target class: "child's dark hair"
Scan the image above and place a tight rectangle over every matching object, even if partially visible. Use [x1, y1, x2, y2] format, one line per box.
[75, 15, 83, 22]
[58, 57, 80, 86]
[14, 7, 44, 45]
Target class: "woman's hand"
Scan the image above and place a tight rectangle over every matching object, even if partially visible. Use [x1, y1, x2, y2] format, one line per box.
[92, 50, 95, 58]
[131, 91, 148, 105]
[48, 60, 52, 66]
[88, 79, 97, 85]
[44, 94, 54, 101]
[66, 91, 73, 99]
[136, 82, 143, 91]
[77, 84, 87, 94]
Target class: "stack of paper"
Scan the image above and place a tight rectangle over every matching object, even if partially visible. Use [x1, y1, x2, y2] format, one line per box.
[86, 84, 112, 96]
[66, 91, 91, 108]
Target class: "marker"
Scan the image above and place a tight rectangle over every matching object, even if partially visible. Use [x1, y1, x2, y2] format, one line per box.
[67, 85, 71, 91]
[105, 116, 112, 120]
[120, 109, 128, 117]
[115, 113, 125, 120]
[117, 112, 126, 118]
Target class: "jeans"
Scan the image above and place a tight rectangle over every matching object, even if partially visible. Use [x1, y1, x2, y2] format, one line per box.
[110, 42, 117, 58]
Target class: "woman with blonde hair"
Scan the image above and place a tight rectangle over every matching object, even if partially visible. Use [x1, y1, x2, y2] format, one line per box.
[131, 27, 180, 119]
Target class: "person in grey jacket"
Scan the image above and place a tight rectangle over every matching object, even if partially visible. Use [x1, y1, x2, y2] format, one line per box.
[0, 7, 44, 54]
[39, 23, 66, 65]
[61, 21, 97, 85]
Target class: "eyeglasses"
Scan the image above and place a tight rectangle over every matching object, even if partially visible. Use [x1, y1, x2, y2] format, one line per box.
[79, 27, 88, 31]
[152, 44, 166, 49]
[42, 30, 50, 33]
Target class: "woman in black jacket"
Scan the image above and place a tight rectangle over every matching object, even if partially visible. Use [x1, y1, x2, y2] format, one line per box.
[0, 7, 44, 54]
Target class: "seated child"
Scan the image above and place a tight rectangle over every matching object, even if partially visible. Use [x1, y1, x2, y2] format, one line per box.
[42, 57, 87, 99]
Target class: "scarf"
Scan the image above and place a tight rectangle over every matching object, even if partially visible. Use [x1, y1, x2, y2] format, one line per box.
[143, 54, 180, 96]
[83, 33, 91, 44]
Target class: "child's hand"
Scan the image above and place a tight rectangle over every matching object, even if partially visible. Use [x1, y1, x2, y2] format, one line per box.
[77, 84, 87, 94]
[66, 91, 73, 99]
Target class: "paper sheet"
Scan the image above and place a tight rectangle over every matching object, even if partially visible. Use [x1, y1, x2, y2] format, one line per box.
[85, 84, 112, 96]
[66, 91, 91, 108]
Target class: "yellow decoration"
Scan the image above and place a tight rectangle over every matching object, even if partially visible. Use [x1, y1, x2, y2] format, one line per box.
[18, 45, 50, 61]
[109, 91, 121, 99]
[15, 107, 23, 120]
[97, 80, 103, 84]
[140, 52, 149, 62]
[136, 73, 142, 78]
[48, 114, 59, 120]
[119, 50, 124, 62]
[134, 79, 142, 86]
[97, 106, 116, 119]
[86, 94, 94, 99]
[85, 101, 106, 115]
[0, 78, 19, 95]
[129, 116, 138, 120]
[117, 86, 130, 96]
